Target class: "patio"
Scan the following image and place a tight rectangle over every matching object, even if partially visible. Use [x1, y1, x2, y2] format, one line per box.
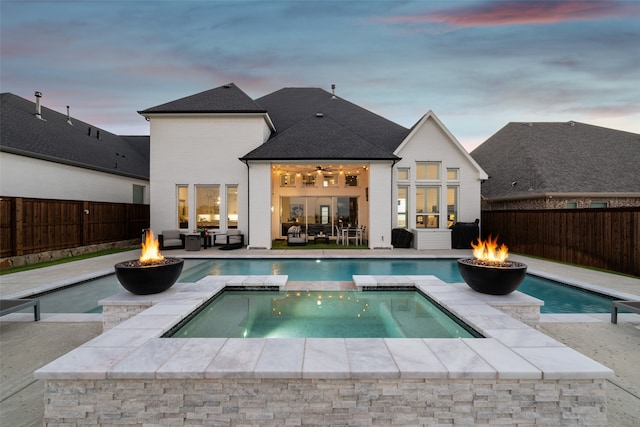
[2, 250, 640, 425]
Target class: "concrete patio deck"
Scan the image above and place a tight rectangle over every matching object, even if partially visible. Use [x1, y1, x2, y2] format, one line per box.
[1, 248, 639, 425]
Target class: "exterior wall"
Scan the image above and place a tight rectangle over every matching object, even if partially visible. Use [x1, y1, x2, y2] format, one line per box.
[248, 162, 273, 248]
[0, 152, 148, 204]
[148, 115, 270, 235]
[368, 162, 393, 248]
[484, 196, 640, 210]
[393, 115, 484, 249]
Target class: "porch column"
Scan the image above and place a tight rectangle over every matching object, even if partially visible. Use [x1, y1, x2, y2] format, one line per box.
[247, 162, 272, 249]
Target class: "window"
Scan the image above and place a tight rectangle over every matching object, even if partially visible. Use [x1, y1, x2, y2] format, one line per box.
[447, 186, 458, 227]
[416, 186, 439, 228]
[566, 202, 578, 209]
[397, 187, 408, 228]
[447, 168, 459, 181]
[280, 174, 295, 187]
[303, 174, 316, 186]
[416, 162, 440, 180]
[345, 175, 358, 187]
[397, 168, 409, 181]
[226, 185, 238, 228]
[177, 185, 189, 229]
[590, 202, 608, 208]
[323, 174, 337, 187]
[132, 184, 145, 204]
[196, 185, 220, 229]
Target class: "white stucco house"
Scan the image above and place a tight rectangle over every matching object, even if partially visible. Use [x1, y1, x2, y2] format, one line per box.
[139, 83, 487, 249]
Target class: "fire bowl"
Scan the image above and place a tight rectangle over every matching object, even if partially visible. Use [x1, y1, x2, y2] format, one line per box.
[114, 257, 184, 295]
[457, 258, 527, 295]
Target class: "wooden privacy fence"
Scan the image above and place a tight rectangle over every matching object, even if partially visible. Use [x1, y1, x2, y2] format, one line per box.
[481, 208, 640, 277]
[0, 197, 150, 258]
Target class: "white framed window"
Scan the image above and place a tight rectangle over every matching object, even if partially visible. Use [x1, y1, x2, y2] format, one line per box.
[226, 185, 238, 228]
[447, 168, 459, 181]
[397, 186, 408, 228]
[177, 184, 189, 229]
[397, 168, 409, 181]
[447, 186, 458, 227]
[196, 185, 220, 229]
[416, 186, 439, 228]
[416, 162, 440, 180]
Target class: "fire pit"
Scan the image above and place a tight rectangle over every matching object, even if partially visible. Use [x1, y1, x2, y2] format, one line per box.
[115, 231, 184, 295]
[457, 235, 527, 295]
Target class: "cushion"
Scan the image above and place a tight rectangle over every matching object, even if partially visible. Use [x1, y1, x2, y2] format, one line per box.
[162, 230, 180, 239]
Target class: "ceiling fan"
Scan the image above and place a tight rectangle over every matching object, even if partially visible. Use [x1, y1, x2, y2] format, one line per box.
[311, 165, 335, 174]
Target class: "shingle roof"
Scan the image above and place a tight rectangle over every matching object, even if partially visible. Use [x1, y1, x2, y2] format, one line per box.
[1, 93, 149, 180]
[138, 83, 266, 114]
[242, 87, 409, 161]
[471, 121, 640, 200]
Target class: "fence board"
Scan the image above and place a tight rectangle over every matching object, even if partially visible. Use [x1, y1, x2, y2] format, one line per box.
[482, 208, 640, 277]
[0, 197, 149, 258]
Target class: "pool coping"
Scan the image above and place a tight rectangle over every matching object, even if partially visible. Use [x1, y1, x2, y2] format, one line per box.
[35, 275, 613, 382]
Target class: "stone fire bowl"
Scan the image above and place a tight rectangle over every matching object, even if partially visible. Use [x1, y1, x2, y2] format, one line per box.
[114, 257, 184, 295]
[457, 258, 527, 296]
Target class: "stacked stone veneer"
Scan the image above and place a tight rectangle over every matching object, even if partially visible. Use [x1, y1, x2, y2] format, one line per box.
[42, 377, 607, 426]
[39, 275, 612, 426]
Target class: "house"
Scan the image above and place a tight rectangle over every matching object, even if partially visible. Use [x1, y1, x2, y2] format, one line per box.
[139, 83, 487, 249]
[0, 92, 150, 204]
[471, 121, 640, 210]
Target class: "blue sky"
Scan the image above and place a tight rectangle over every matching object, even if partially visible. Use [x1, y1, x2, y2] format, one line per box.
[2, 0, 639, 150]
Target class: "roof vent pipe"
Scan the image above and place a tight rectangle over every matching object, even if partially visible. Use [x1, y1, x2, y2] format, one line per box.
[34, 91, 44, 120]
[331, 84, 337, 99]
[66, 105, 73, 125]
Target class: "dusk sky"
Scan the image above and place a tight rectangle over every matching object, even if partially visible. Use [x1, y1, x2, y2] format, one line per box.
[2, 0, 639, 151]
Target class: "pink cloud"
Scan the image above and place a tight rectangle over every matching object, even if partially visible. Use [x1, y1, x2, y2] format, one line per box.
[380, 0, 638, 27]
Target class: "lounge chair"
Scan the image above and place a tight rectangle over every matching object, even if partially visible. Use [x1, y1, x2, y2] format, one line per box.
[611, 300, 640, 324]
[0, 299, 40, 321]
[218, 230, 245, 250]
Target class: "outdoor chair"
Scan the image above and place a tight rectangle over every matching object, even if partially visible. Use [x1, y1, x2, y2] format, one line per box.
[158, 230, 185, 250]
[287, 226, 307, 246]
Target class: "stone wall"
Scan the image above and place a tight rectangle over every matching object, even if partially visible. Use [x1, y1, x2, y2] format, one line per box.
[0, 239, 139, 270]
[42, 378, 608, 426]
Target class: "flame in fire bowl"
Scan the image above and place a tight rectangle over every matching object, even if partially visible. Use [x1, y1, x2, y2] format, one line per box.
[114, 230, 184, 295]
[457, 235, 527, 295]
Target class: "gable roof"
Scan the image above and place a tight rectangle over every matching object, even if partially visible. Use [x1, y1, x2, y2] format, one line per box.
[396, 110, 488, 179]
[1, 93, 149, 180]
[471, 121, 640, 200]
[138, 83, 266, 114]
[241, 87, 410, 161]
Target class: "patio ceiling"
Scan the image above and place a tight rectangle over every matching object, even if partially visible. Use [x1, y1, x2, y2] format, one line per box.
[272, 163, 368, 176]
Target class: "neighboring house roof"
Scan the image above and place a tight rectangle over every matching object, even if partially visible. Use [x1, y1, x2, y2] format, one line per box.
[242, 87, 410, 161]
[471, 121, 640, 201]
[138, 83, 266, 114]
[1, 92, 149, 180]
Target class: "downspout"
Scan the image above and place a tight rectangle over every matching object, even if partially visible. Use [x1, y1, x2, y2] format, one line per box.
[389, 158, 399, 248]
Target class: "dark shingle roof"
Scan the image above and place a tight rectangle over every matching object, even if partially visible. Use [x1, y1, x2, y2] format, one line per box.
[1, 93, 149, 180]
[471, 121, 640, 200]
[139, 83, 266, 114]
[242, 88, 409, 161]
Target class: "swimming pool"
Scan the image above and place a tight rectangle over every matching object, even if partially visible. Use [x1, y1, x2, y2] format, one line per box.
[167, 290, 478, 339]
[28, 258, 617, 314]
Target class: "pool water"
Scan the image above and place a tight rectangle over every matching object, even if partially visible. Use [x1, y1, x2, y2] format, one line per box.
[30, 258, 617, 314]
[167, 290, 478, 339]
